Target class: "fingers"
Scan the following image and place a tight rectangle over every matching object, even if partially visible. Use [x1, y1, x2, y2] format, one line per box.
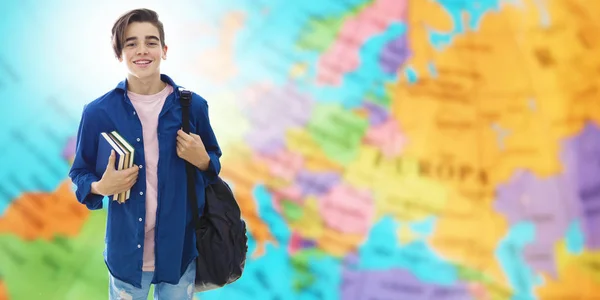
[177, 129, 194, 142]
[177, 134, 193, 148]
[116, 172, 138, 194]
[125, 165, 140, 175]
[176, 139, 185, 157]
[190, 133, 202, 141]
[124, 170, 139, 182]
[176, 138, 185, 148]
[125, 177, 137, 190]
[107, 150, 116, 170]
[189, 133, 205, 148]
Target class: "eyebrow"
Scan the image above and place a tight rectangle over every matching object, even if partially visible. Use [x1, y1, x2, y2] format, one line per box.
[124, 35, 160, 43]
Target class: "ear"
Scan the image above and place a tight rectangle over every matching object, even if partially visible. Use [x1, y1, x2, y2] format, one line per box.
[162, 45, 168, 60]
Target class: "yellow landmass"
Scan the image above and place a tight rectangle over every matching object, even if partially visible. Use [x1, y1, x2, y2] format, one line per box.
[220, 143, 276, 258]
[392, 0, 600, 200]
[208, 90, 251, 150]
[285, 128, 345, 172]
[289, 195, 365, 258]
[344, 144, 447, 222]
[374, 174, 448, 222]
[429, 189, 509, 287]
[289, 62, 308, 79]
[344, 144, 420, 190]
[0, 179, 89, 241]
[288, 196, 325, 240]
[397, 223, 418, 245]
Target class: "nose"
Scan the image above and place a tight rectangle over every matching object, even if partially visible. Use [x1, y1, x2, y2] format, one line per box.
[136, 44, 148, 55]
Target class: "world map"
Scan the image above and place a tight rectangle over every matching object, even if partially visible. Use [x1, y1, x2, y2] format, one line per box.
[1, 0, 600, 299]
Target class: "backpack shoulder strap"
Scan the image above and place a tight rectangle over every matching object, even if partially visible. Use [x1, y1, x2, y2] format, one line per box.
[179, 88, 203, 228]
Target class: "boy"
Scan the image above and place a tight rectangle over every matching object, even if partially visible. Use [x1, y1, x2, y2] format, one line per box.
[68, 8, 222, 300]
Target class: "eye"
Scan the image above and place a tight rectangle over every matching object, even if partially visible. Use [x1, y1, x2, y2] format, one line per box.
[126, 43, 135, 47]
[147, 42, 158, 46]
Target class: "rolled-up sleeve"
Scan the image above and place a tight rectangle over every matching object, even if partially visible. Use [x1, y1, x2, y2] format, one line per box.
[196, 100, 222, 185]
[68, 104, 104, 210]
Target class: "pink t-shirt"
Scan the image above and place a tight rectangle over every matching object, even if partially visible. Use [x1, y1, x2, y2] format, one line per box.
[128, 83, 173, 271]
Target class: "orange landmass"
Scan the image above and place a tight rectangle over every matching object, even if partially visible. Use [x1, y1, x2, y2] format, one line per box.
[220, 143, 277, 257]
[540, 240, 600, 298]
[316, 0, 407, 85]
[390, 0, 600, 202]
[536, 263, 600, 299]
[315, 226, 364, 257]
[0, 280, 7, 300]
[188, 11, 245, 82]
[0, 179, 89, 241]
[429, 188, 510, 288]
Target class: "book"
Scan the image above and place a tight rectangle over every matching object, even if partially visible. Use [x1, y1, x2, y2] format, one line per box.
[96, 131, 135, 203]
[109, 131, 135, 201]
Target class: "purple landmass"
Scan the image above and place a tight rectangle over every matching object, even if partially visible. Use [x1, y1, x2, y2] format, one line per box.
[362, 101, 389, 126]
[62, 136, 76, 161]
[341, 254, 471, 300]
[494, 169, 575, 278]
[562, 121, 600, 249]
[300, 238, 317, 249]
[378, 32, 411, 75]
[494, 121, 600, 278]
[295, 170, 340, 198]
[243, 83, 315, 155]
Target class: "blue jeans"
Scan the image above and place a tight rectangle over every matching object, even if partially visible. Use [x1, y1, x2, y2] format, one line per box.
[108, 262, 196, 300]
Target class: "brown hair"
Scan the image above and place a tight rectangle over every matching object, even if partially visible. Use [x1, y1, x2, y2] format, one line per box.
[111, 8, 166, 59]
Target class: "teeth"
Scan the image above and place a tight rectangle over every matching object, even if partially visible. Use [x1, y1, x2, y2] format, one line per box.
[135, 61, 150, 64]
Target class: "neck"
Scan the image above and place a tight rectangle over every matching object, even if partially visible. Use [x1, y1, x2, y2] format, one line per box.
[127, 73, 166, 95]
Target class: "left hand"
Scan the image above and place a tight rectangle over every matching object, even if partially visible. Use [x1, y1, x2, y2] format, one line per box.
[176, 129, 210, 170]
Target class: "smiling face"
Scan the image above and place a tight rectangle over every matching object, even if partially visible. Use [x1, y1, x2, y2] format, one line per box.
[118, 21, 167, 80]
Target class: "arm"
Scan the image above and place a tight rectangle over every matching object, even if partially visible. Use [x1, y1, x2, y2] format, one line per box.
[68, 104, 105, 210]
[196, 99, 222, 184]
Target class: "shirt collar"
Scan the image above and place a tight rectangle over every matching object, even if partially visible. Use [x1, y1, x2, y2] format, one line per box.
[115, 74, 179, 94]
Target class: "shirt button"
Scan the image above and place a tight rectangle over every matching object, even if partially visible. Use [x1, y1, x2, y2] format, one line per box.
[139, 218, 143, 222]
[137, 138, 141, 142]
[140, 191, 144, 196]
[139, 165, 143, 169]
[137, 244, 141, 248]
[133, 111, 136, 115]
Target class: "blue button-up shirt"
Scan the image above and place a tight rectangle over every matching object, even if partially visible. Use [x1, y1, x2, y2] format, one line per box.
[69, 74, 221, 288]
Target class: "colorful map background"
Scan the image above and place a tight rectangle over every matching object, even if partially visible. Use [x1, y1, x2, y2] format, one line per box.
[1, 0, 599, 299]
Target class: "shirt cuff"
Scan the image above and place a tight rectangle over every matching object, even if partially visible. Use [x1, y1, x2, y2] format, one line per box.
[77, 173, 104, 210]
[200, 152, 220, 185]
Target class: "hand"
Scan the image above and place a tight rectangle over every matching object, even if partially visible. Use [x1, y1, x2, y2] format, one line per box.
[177, 129, 210, 170]
[95, 150, 139, 198]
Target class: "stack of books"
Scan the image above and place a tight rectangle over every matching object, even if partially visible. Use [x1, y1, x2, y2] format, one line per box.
[97, 131, 135, 203]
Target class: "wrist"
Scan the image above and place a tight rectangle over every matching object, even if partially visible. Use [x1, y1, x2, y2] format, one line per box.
[91, 181, 105, 196]
[195, 154, 210, 171]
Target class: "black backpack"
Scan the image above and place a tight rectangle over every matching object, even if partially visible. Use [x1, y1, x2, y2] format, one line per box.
[179, 88, 248, 291]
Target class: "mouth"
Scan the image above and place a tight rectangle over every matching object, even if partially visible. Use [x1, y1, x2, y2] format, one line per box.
[133, 60, 152, 66]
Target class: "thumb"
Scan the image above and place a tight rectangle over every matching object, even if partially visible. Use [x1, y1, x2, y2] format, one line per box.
[107, 150, 116, 170]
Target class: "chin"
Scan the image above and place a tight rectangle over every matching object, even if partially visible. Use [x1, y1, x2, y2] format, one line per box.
[129, 69, 159, 79]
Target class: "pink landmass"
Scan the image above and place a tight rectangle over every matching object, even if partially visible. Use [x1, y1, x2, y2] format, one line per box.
[319, 183, 375, 235]
[363, 118, 406, 158]
[316, 0, 408, 85]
